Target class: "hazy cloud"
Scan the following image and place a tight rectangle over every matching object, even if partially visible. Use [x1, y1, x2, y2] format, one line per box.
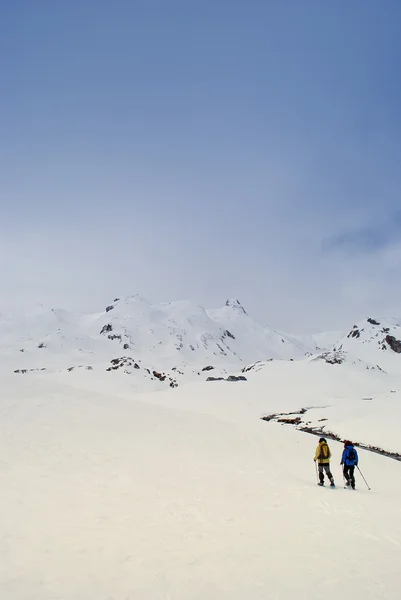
[1, 1, 401, 332]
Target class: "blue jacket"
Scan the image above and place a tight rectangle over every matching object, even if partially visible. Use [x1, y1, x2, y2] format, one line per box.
[341, 446, 358, 466]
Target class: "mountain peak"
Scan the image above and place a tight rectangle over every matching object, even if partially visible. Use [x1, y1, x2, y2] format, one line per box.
[225, 299, 247, 314]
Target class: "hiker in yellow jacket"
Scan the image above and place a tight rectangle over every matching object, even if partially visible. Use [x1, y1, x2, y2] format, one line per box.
[314, 437, 335, 487]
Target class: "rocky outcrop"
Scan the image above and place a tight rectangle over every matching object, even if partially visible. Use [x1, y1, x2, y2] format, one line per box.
[225, 298, 247, 314]
[386, 335, 401, 353]
[317, 351, 345, 365]
[207, 374, 247, 382]
[14, 368, 46, 374]
[100, 324, 113, 335]
[262, 408, 401, 462]
[105, 358, 178, 388]
[348, 327, 361, 339]
[107, 357, 140, 371]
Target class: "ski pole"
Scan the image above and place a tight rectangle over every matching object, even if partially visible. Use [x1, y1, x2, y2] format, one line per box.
[315, 461, 319, 484]
[357, 466, 371, 490]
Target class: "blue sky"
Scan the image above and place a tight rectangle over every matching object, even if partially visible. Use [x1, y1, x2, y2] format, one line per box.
[1, 0, 401, 331]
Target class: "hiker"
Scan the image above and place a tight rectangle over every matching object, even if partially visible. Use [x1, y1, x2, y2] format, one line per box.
[341, 440, 358, 489]
[314, 437, 335, 486]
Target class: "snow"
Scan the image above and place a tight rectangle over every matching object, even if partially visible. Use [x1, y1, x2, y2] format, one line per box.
[1, 298, 401, 598]
[0, 296, 315, 382]
[1, 366, 401, 599]
[332, 316, 401, 374]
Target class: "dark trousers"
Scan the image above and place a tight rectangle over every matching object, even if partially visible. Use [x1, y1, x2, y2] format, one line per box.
[343, 465, 355, 488]
[318, 463, 333, 483]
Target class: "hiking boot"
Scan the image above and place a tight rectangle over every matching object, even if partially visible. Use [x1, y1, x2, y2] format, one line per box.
[345, 480, 350, 487]
[330, 480, 335, 487]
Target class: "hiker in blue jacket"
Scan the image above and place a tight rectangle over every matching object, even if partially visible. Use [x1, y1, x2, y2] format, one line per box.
[341, 440, 358, 489]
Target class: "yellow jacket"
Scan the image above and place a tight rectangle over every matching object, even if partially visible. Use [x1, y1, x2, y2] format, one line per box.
[314, 441, 331, 464]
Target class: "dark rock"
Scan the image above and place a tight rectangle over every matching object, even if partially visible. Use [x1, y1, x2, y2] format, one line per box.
[277, 416, 302, 425]
[114, 298, 120, 303]
[225, 299, 247, 314]
[224, 330, 235, 340]
[318, 351, 344, 365]
[202, 365, 214, 371]
[105, 305, 114, 313]
[123, 343, 130, 350]
[386, 335, 401, 353]
[206, 377, 225, 382]
[368, 318, 380, 326]
[216, 343, 227, 356]
[108, 334, 122, 341]
[348, 329, 360, 339]
[38, 342, 46, 348]
[100, 324, 113, 335]
[153, 370, 166, 382]
[86, 366, 93, 370]
[226, 375, 247, 382]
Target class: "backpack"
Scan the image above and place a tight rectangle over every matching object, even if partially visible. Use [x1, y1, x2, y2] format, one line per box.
[320, 443, 330, 459]
[347, 447, 357, 463]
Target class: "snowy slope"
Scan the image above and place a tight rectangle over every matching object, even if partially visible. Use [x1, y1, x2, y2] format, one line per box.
[2, 302, 401, 598]
[92, 295, 313, 365]
[207, 299, 313, 360]
[331, 317, 401, 374]
[1, 373, 400, 600]
[294, 329, 345, 352]
[0, 296, 314, 383]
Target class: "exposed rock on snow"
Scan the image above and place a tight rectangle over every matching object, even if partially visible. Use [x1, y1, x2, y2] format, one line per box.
[316, 350, 345, 365]
[225, 298, 247, 314]
[106, 357, 140, 372]
[1, 297, 401, 391]
[207, 374, 247, 383]
[386, 335, 401, 353]
[262, 407, 401, 461]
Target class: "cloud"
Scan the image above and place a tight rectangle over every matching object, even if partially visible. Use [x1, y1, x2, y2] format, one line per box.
[323, 213, 401, 254]
[1, 1, 401, 333]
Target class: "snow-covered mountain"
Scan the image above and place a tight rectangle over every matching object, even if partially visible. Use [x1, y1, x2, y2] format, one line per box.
[1, 296, 400, 393]
[1, 296, 401, 599]
[0, 295, 317, 383]
[325, 317, 401, 374]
